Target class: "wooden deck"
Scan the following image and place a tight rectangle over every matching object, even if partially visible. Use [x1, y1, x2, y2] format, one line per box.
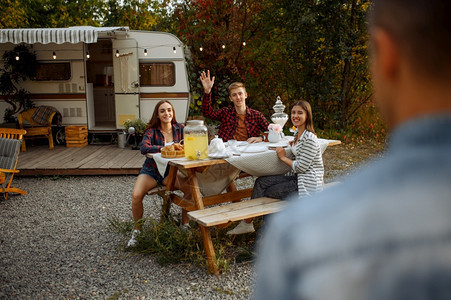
[16, 144, 144, 176]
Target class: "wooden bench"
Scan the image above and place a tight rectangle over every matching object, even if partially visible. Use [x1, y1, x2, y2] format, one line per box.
[187, 181, 341, 273]
[187, 197, 285, 274]
[188, 197, 285, 227]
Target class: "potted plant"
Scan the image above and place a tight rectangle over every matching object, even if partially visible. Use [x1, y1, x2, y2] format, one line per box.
[123, 118, 148, 149]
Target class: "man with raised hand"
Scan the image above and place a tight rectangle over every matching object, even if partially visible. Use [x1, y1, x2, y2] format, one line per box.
[200, 70, 268, 143]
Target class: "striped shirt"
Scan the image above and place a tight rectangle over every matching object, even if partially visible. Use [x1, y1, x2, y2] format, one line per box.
[287, 130, 324, 198]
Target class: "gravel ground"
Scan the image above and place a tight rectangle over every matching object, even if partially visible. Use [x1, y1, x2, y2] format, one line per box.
[0, 141, 384, 299]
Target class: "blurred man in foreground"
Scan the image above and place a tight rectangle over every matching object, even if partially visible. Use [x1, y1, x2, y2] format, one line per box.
[254, 0, 451, 299]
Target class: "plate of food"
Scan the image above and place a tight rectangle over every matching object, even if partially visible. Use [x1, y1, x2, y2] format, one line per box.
[161, 142, 185, 158]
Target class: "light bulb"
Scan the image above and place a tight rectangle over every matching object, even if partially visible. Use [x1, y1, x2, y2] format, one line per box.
[222, 43, 226, 49]
[144, 49, 148, 56]
[52, 51, 56, 59]
[242, 41, 246, 46]
[86, 51, 90, 59]
[115, 49, 119, 57]
[15, 55, 19, 61]
[199, 46, 203, 52]
[173, 47, 176, 54]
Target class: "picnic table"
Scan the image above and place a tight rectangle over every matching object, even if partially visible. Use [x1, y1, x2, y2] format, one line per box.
[151, 138, 341, 274]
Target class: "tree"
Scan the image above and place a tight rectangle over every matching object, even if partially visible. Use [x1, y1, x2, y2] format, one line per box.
[170, 0, 372, 129]
[249, 0, 372, 129]
[0, 44, 36, 122]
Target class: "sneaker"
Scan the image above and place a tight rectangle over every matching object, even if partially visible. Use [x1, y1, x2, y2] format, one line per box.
[227, 220, 255, 235]
[127, 229, 140, 247]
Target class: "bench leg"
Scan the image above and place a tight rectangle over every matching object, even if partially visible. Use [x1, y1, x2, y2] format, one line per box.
[181, 209, 189, 225]
[200, 225, 219, 274]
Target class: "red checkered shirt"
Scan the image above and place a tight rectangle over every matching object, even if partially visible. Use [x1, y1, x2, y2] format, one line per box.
[201, 93, 269, 142]
[139, 123, 184, 170]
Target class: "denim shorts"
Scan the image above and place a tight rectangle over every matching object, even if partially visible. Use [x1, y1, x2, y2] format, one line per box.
[139, 164, 169, 184]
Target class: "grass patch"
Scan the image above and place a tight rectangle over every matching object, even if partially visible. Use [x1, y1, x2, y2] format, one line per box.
[108, 215, 264, 273]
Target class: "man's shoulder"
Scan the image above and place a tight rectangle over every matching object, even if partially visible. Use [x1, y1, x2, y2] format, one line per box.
[246, 107, 265, 115]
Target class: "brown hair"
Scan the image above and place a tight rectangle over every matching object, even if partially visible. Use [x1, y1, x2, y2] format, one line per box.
[146, 100, 177, 129]
[228, 82, 246, 94]
[369, 0, 451, 78]
[292, 100, 316, 135]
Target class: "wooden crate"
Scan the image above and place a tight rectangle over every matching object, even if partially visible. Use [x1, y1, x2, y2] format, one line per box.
[65, 126, 88, 139]
[65, 126, 88, 148]
[66, 139, 88, 148]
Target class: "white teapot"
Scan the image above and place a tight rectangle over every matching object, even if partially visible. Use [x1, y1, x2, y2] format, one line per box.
[209, 135, 226, 153]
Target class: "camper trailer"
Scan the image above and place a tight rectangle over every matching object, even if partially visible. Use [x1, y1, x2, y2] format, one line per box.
[0, 26, 190, 138]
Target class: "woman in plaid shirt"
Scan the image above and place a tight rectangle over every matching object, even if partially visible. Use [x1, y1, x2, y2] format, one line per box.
[127, 100, 184, 247]
[200, 70, 269, 142]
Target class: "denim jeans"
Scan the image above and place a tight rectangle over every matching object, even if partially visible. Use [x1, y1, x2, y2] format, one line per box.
[252, 175, 298, 200]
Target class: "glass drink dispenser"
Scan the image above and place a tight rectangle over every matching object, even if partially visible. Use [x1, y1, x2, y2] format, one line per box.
[184, 120, 208, 160]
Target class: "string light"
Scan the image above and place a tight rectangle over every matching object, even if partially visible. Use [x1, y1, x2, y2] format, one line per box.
[173, 47, 176, 54]
[242, 41, 246, 46]
[52, 51, 56, 59]
[222, 43, 226, 49]
[199, 45, 203, 52]
[144, 49, 148, 56]
[15, 54, 19, 61]
[86, 51, 90, 59]
[115, 49, 119, 57]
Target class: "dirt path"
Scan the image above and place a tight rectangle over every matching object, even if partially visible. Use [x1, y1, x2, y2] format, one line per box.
[322, 138, 386, 183]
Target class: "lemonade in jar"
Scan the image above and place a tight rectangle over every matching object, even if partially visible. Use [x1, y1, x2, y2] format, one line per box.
[184, 120, 208, 160]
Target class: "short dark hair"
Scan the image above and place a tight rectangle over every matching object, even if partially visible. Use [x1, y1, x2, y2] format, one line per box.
[369, 0, 451, 78]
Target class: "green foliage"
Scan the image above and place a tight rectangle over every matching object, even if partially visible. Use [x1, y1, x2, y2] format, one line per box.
[122, 118, 148, 135]
[0, 44, 36, 122]
[188, 68, 229, 119]
[108, 215, 264, 273]
[0, 0, 383, 135]
[170, 0, 377, 132]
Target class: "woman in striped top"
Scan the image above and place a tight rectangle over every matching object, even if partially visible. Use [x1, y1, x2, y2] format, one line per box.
[227, 100, 324, 235]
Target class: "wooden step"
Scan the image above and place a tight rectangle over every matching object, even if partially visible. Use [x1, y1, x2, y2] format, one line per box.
[188, 197, 285, 227]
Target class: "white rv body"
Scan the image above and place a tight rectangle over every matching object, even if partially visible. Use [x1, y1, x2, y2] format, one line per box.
[0, 26, 190, 131]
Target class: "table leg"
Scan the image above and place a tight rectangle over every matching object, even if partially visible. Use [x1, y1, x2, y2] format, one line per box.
[161, 165, 177, 220]
[186, 168, 218, 274]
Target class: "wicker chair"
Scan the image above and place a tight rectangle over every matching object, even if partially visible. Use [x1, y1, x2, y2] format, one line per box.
[18, 107, 56, 152]
[0, 128, 27, 200]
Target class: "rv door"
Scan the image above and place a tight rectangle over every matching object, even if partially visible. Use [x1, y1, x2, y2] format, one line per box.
[112, 39, 140, 129]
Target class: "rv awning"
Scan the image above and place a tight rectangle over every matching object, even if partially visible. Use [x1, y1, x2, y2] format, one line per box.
[0, 26, 129, 45]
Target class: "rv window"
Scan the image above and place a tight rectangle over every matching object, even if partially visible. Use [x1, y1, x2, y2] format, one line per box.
[34, 62, 71, 81]
[139, 63, 175, 86]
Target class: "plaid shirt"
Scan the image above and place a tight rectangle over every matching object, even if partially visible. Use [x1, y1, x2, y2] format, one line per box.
[201, 93, 269, 142]
[139, 123, 184, 171]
